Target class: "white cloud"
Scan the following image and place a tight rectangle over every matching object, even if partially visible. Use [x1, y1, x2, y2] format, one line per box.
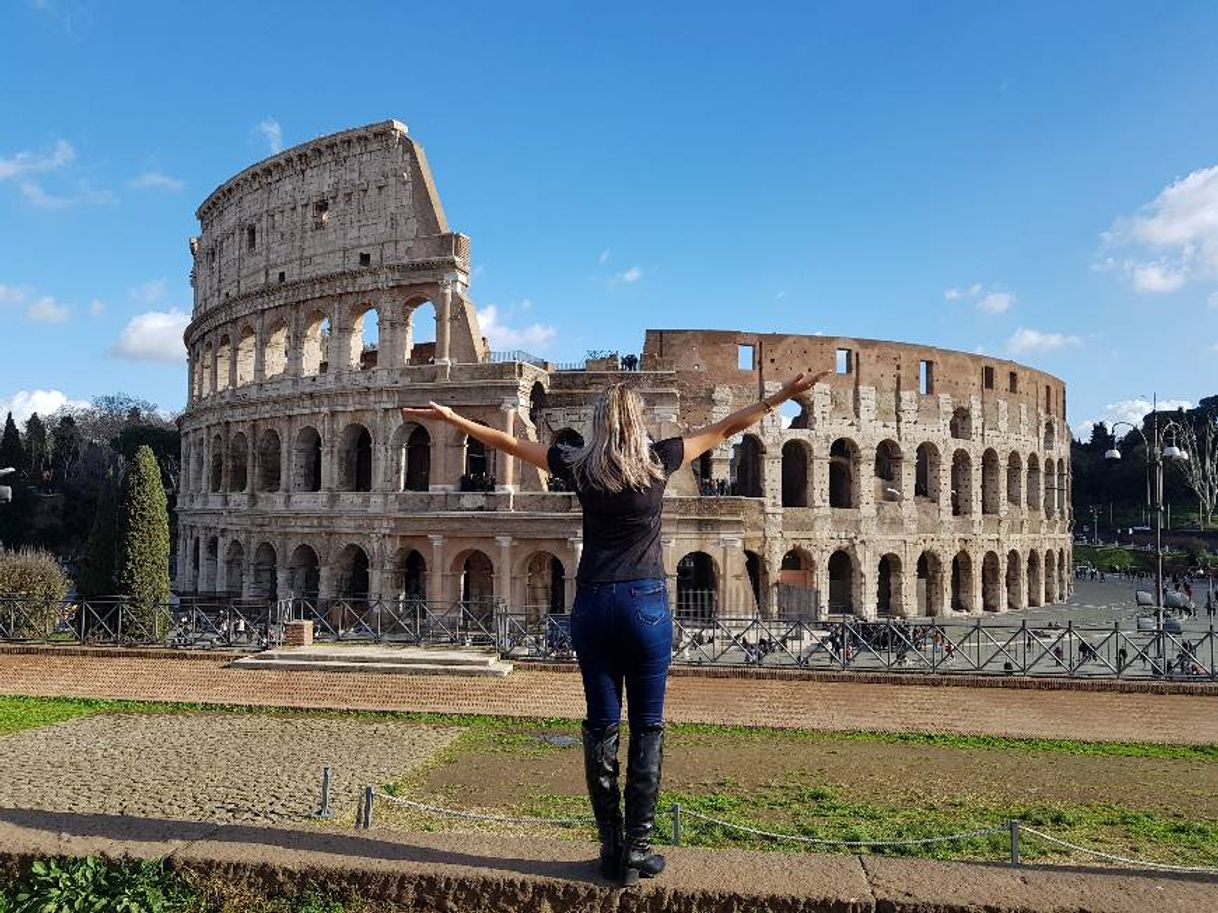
[1078, 397, 1195, 440]
[129, 278, 167, 305]
[1103, 163, 1218, 293]
[255, 118, 283, 154]
[1006, 327, 1082, 354]
[476, 304, 557, 352]
[0, 139, 74, 181]
[612, 265, 644, 285]
[0, 284, 30, 305]
[598, 249, 611, 264]
[977, 291, 1015, 314]
[0, 389, 89, 424]
[944, 287, 962, 300]
[89, 299, 106, 316]
[110, 309, 191, 362]
[129, 171, 184, 192]
[18, 180, 114, 209]
[26, 295, 69, 323]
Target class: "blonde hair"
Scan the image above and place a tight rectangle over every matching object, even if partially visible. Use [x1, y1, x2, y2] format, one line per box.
[565, 384, 666, 493]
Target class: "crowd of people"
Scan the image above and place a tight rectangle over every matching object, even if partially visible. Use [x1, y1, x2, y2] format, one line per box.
[458, 471, 497, 492]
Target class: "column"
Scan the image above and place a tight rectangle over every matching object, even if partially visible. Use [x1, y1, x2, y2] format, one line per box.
[435, 277, 453, 365]
[318, 564, 336, 600]
[216, 533, 230, 594]
[661, 537, 677, 612]
[287, 311, 304, 377]
[858, 548, 877, 620]
[498, 400, 517, 492]
[719, 536, 741, 614]
[428, 535, 446, 604]
[276, 561, 292, 600]
[496, 536, 513, 607]
[227, 337, 238, 391]
[564, 537, 582, 609]
[253, 313, 266, 382]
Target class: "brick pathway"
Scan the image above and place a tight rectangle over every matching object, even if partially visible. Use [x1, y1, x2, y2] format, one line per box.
[2, 651, 1217, 744]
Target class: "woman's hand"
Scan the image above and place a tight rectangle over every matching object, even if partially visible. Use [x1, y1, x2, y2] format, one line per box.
[775, 370, 830, 404]
[401, 401, 455, 424]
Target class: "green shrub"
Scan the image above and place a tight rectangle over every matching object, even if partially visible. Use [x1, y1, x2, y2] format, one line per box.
[0, 547, 69, 639]
[11, 856, 192, 912]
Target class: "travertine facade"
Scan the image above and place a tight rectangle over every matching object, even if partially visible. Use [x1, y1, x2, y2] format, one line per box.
[176, 120, 1072, 620]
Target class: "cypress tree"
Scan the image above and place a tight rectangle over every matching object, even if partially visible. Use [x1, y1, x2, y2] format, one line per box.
[78, 476, 118, 597]
[117, 446, 170, 632]
[24, 413, 48, 473]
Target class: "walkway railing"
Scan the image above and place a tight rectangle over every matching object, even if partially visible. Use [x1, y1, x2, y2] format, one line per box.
[1, 594, 1214, 681]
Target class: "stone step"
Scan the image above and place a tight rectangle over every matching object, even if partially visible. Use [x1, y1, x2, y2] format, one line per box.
[246, 646, 501, 667]
[230, 656, 513, 677]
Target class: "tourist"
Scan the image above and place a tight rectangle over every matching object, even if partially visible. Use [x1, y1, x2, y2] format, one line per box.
[403, 370, 823, 885]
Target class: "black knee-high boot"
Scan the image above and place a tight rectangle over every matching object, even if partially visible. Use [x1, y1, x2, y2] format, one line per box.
[621, 723, 667, 885]
[581, 721, 622, 879]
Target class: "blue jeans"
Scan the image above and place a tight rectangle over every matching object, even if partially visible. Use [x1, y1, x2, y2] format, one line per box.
[571, 577, 673, 732]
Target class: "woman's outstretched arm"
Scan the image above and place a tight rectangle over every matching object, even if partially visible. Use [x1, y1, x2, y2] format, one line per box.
[400, 402, 552, 471]
[679, 371, 828, 469]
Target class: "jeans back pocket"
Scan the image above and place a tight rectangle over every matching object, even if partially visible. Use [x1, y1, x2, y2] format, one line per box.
[629, 582, 669, 626]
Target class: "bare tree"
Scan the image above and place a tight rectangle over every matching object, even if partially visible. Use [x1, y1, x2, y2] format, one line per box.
[1173, 412, 1218, 528]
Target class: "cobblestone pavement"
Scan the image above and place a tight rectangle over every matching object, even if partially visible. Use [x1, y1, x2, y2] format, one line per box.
[2, 651, 1217, 744]
[0, 713, 459, 825]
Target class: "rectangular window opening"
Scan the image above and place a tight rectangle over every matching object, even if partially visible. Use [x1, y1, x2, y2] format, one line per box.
[918, 360, 934, 395]
[313, 200, 329, 230]
[246, 225, 256, 252]
[1045, 384, 1051, 410]
[359, 252, 371, 267]
[1008, 371, 1018, 393]
[835, 348, 853, 375]
[277, 271, 286, 283]
[737, 344, 755, 371]
[983, 366, 995, 390]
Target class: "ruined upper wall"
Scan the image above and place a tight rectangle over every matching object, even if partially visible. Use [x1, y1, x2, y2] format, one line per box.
[190, 120, 467, 315]
[643, 329, 1067, 426]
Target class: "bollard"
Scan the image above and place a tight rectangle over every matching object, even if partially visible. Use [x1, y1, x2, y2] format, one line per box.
[314, 766, 333, 819]
[1008, 819, 1021, 865]
[361, 785, 375, 830]
[671, 803, 681, 846]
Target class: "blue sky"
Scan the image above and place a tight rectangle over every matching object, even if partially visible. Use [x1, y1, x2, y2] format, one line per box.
[2, 0, 1216, 436]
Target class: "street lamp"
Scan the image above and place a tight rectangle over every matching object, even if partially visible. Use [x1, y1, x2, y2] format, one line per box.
[1105, 397, 1189, 633]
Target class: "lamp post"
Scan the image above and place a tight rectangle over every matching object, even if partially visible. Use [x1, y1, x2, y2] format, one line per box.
[1105, 397, 1189, 633]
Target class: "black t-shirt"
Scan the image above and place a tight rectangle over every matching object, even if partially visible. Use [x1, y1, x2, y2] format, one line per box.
[547, 437, 685, 583]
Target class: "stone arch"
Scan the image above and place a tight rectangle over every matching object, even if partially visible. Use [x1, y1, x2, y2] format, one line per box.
[785, 395, 813, 429]
[292, 426, 322, 492]
[1044, 419, 1057, 451]
[391, 548, 428, 603]
[731, 433, 764, 497]
[392, 423, 431, 492]
[1026, 550, 1043, 607]
[202, 342, 214, 395]
[404, 297, 437, 365]
[209, 433, 223, 493]
[452, 548, 495, 607]
[1006, 550, 1023, 610]
[744, 549, 764, 612]
[224, 540, 245, 595]
[877, 553, 903, 616]
[1057, 466, 1067, 515]
[951, 550, 975, 612]
[333, 543, 371, 599]
[1026, 454, 1041, 513]
[523, 551, 566, 615]
[216, 334, 232, 391]
[264, 319, 288, 378]
[917, 551, 945, 617]
[950, 406, 972, 440]
[204, 536, 219, 592]
[288, 544, 320, 599]
[338, 422, 373, 492]
[191, 442, 204, 493]
[228, 432, 249, 492]
[780, 547, 814, 587]
[982, 551, 1001, 612]
[829, 438, 859, 508]
[301, 309, 331, 376]
[188, 536, 200, 592]
[251, 542, 277, 601]
[981, 448, 1001, 515]
[874, 440, 902, 500]
[1044, 549, 1058, 603]
[463, 430, 497, 485]
[781, 439, 811, 507]
[914, 442, 940, 501]
[527, 381, 548, 432]
[1006, 452, 1023, 507]
[257, 429, 281, 492]
[827, 548, 859, 613]
[348, 301, 380, 370]
[951, 449, 972, 516]
[676, 551, 718, 620]
[1043, 457, 1056, 516]
[235, 325, 256, 386]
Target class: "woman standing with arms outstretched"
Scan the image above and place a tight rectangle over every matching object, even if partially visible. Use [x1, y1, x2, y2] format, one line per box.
[403, 370, 821, 885]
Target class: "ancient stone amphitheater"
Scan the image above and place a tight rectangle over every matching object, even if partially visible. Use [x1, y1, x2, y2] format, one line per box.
[176, 120, 1072, 622]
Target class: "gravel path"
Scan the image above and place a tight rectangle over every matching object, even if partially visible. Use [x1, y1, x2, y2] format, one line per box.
[0, 713, 459, 825]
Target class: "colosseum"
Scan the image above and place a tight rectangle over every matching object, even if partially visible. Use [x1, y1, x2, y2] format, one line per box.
[176, 119, 1072, 626]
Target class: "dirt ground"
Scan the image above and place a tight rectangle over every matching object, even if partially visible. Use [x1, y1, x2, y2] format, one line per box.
[423, 727, 1218, 817]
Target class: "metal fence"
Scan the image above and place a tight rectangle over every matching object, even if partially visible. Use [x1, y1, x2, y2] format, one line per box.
[2, 594, 1215, 682]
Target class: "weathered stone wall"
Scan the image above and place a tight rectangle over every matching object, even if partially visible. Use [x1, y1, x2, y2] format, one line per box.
[177, 122, 1071, 623]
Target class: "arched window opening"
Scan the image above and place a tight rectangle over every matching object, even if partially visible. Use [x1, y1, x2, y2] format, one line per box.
[914, 443, 940, 500]
[462, 431, 497, 490]
[339, 423, 373, 492]
[224, 541, 245, 595]
[982, 552, 1001, 612]
[827, 550, 855, 614]
[829, 438, 858, 508]
[216, 335, 232, 391]
[1043, 420, 1057, 451]
[351, 305, 379, 370]
[405, 299, 437, 365]
[877, 554, 902, 616]
[730, 434, 763, 497]
[1006, 550, 1023, 610]
[874, 440, 902, 501]
[401, 425, 431, 491]
[334, 544, 371, 600]
[1043, 458, 1056, 516]
[783, 398, 812, 429]
[188, 537, 200, 592]
[951, 551, 974, 612]
[528, 381, 548, 431]
[392, 549, 427, 603]
[204, 537, 219, 592]
[676, 552, 717, 621]
[288, 545, 320, 600]
[951, 450, 972, 516]
[1044, 550, 1058, 603]
[252, 543, 277, 602]
[1026, 455, 1042, 513]
[228, 432, 249, 492]
[458, 551, 496, 614]
[917, 552, 944, 617]
[236, 326, 256, 386]
[209, 434, 223, 493]
[257, 430, 281, 492]
[744, 550, 763, 612]
[981, 449, 1001, 515]
[202, 344, 215, 395]
[264, 321, 288, 378]
[292, 427, 322, 492]
[1006, 453, 1022, 507]
[950, 407, 972, 440]
[1026, 551, 1043, 608]
[781, 440, 809, 507]
[302, 311, 331, 376]
[526, 552, 566, 617]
